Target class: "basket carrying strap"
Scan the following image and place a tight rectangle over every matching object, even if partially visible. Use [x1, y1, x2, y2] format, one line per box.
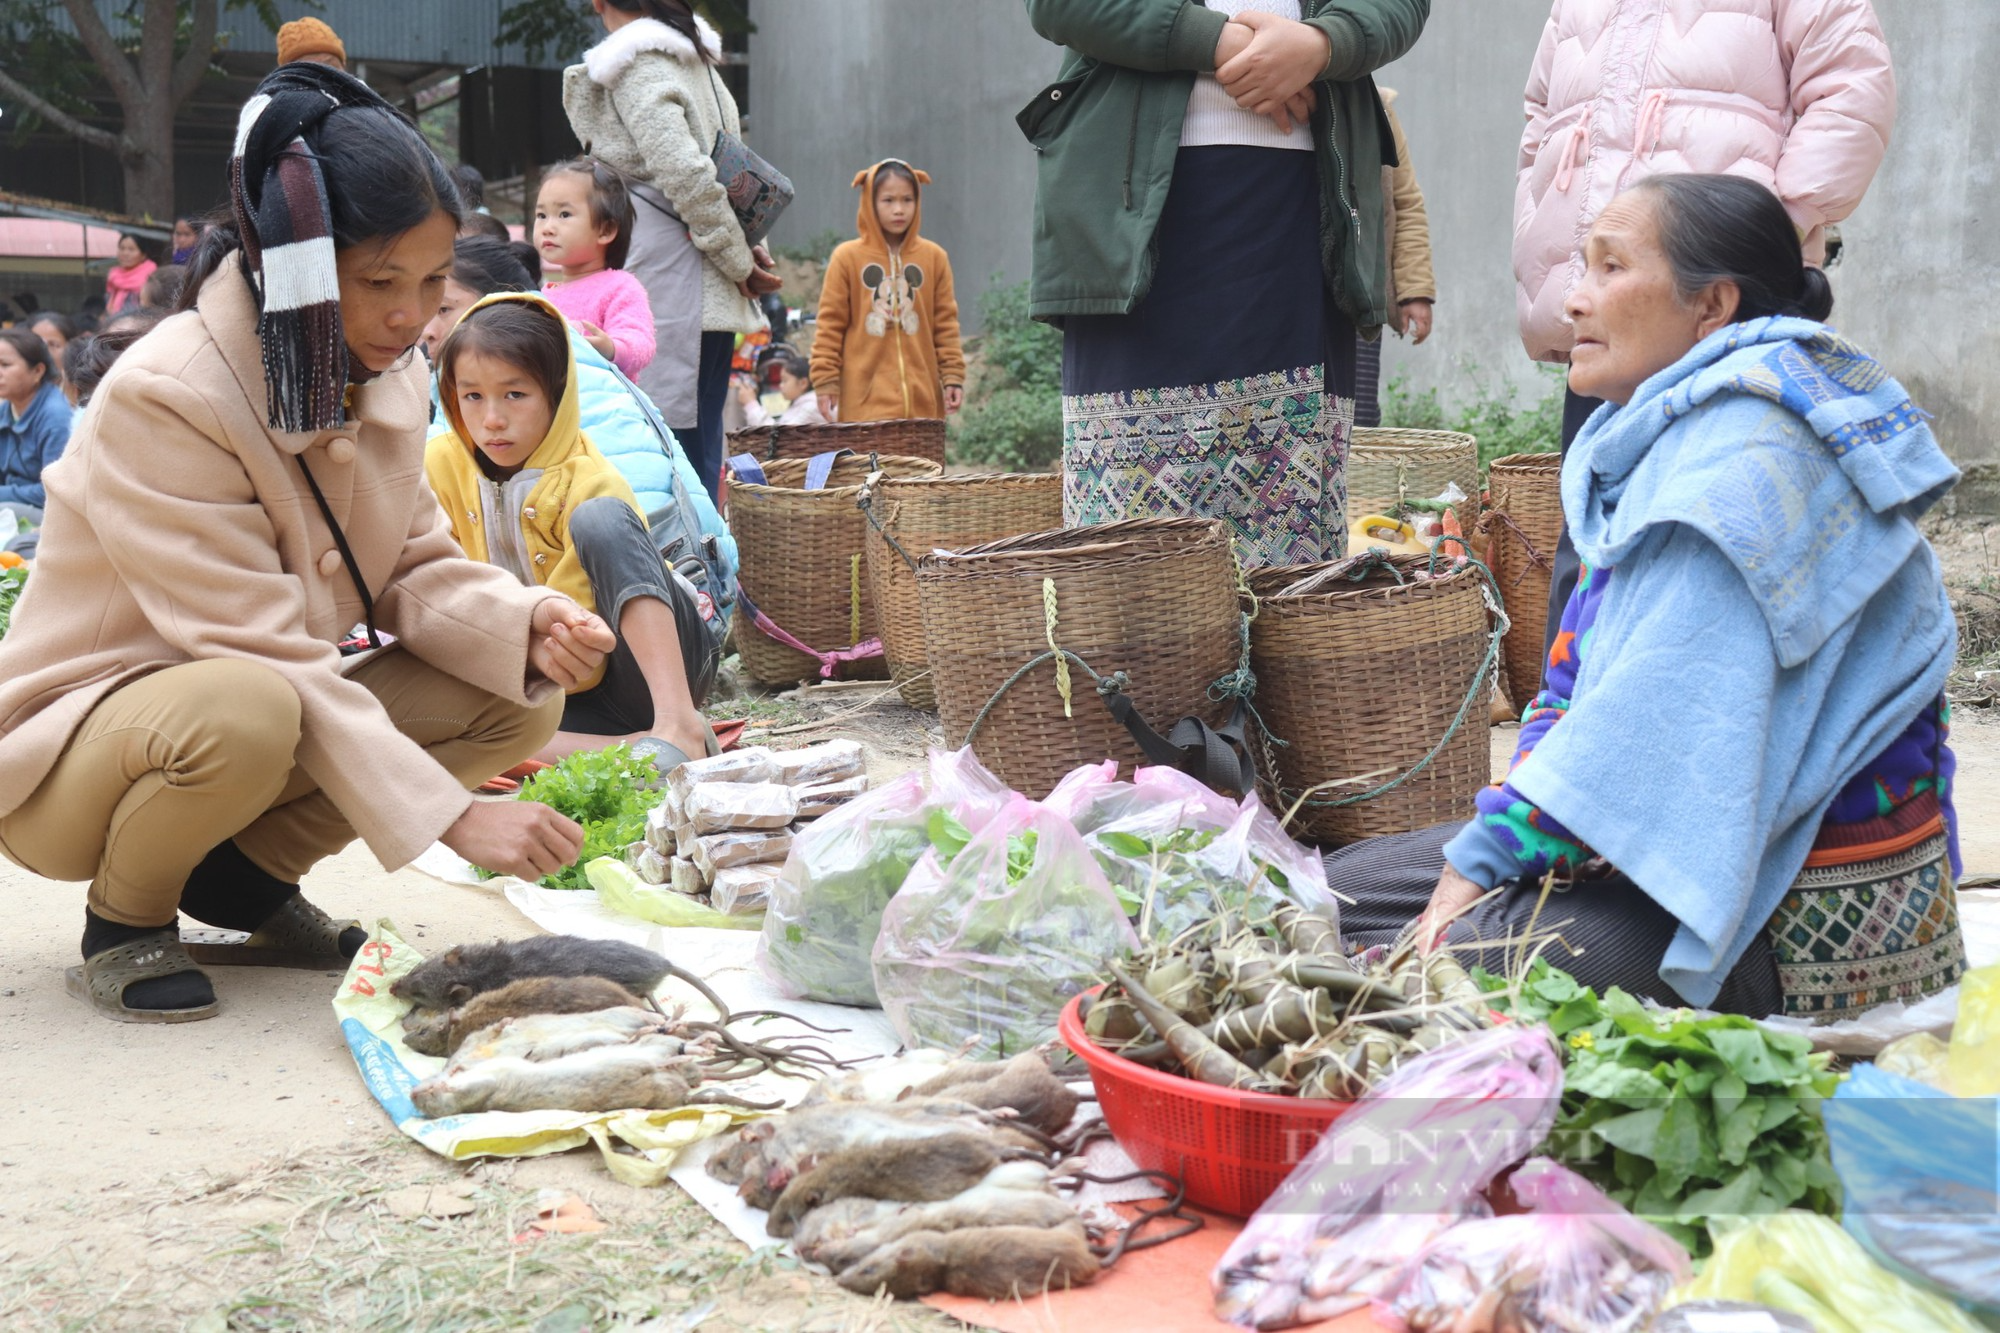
[725, 454, 768, 486]
[736, 580, 883, 679]
[803, 449, 854, 491]
[1099, 692, 1257, 799]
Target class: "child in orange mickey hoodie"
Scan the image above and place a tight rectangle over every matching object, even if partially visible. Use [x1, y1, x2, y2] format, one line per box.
[811, 160, 965, 423]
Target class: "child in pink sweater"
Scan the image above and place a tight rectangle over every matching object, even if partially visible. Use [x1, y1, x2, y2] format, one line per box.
[536, 158, 656, 378]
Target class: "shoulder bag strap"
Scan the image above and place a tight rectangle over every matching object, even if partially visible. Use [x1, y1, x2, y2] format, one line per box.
[296, 452, 381, 650]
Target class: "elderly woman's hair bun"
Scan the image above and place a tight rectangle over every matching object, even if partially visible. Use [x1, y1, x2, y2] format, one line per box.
[1635, 174, 1834, 325]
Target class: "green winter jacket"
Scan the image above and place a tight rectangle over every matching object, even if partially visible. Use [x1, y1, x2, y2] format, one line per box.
[1018, 0, 1430, 332]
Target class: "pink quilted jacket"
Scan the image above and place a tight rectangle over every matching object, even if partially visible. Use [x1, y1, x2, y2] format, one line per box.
[1513, 0, 1896, 363]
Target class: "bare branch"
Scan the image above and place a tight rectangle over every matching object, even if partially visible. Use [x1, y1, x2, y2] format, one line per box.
[59, 0, 144, 108]
[170, 0, 221, 105]
[0, 64, 122, 154]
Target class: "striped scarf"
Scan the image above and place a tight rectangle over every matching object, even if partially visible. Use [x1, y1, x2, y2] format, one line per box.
[229, 64, 389, 433]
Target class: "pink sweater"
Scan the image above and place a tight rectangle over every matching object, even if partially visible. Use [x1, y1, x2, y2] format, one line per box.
[541, 268, 658, 378]
[1513, 0, 1896, 364]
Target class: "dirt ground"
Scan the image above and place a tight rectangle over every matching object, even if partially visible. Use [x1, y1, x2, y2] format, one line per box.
[4, 671, 1997, 1332]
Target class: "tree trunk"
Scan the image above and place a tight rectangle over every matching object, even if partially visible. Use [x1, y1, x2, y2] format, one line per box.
[120, 120, 177, 222]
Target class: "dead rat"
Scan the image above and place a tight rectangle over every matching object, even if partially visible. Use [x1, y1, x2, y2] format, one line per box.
[907, 1053, 1081, 1136]
[400, 976, 642, 1058]
[444, 1006, 677, 1071]
[392, 936, 731, 1022]
[766, 1134, 1021, 1237]
[726, 1100, 1045, 1210]
[834, 1224, 1101, 1299]
[410, 1039, 695, 1116]
[792, 1162, 1057, 1262]
[809, 1179, 1079, 1272]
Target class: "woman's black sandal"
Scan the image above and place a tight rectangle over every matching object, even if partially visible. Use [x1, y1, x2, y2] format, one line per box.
[65, 931, 219, 1024]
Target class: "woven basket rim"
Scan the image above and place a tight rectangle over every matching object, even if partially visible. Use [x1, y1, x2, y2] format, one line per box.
[1350, 428, 1479, 451]
[1251, 555, 1483, 605]
[1487, 451, 1564, 472]
[928, 517, 1226, 564]
[729, 454, 939, 498]
[872, 471, 1060, 491]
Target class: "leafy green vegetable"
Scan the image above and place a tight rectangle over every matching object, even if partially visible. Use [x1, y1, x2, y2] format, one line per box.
[482, 744, 657, 890]
[1476, 958, 1842, 1256]
[1088, 826, 1294, 938]
[0, 566, 27, 638]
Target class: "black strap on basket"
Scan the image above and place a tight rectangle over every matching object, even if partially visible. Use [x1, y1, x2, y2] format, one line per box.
[1101, 692, 1257, 800]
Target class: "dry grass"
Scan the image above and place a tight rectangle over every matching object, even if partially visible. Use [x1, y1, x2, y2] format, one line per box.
[1, 1139, 964, 1333]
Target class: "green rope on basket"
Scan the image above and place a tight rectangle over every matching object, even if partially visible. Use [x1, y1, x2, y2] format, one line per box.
[1277, 538, 1513, 824]
[959, 647, 1131, 750]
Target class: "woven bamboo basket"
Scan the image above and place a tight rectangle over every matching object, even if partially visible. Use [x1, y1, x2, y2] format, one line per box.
[1347, 428, 1480, 534]
[860, 472, 1065, 711]
[1484, 452, 1566, 704]
[1249, 555, 1495, 845]
[726, 418, 948, 468]
[917, 519, 1241, 798]
[729, 454, 942, 685]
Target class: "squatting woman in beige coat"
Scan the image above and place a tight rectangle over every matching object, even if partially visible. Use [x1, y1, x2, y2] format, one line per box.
[0, 66, 618, 1024]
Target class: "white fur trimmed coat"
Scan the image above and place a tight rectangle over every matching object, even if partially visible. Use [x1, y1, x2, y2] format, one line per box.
[563, 16, 761, 334]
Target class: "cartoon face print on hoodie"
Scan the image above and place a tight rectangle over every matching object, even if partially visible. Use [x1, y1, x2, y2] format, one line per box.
[861, 261, 924, 338]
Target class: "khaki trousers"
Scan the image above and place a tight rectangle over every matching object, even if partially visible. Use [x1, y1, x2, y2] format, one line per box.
[0, 650, 562, 926]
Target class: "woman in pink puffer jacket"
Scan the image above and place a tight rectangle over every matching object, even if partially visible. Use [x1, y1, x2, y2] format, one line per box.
[1514, 0, 1896, 686]
[1515, 0, 1896, 367]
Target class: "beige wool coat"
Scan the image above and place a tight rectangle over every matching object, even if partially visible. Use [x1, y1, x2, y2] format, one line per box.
[563, 15, 762, 334]
[0, 259, 564, 869]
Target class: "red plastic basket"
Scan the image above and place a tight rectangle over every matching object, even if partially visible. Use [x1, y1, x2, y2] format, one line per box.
[1059, 987, 1353, 1217]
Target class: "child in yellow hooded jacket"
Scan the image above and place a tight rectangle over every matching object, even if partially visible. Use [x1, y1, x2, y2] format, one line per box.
[427, 293, 717, 772]
[811, 160, 966, 423]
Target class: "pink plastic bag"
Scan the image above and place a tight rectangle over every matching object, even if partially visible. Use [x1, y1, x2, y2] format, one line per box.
[873, 794, 1140, 1058]
[755, 749, 1007, 1006]
[1212, 1025, 1564, 1329]
[1382, 1158, 1692, 1333]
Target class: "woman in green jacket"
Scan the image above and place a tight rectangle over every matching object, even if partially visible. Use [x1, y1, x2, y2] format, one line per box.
[1021, 0, 1428, 565]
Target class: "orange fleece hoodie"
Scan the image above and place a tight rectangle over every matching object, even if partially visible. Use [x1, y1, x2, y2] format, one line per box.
[811, 160, 965, 422]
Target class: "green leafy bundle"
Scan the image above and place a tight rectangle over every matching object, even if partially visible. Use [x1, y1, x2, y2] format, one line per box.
[1091, 827, 1295, 939]
[496, 744, 658, 890]
[1478, 959, 1842, 1255]
[0, 566, 25, 638]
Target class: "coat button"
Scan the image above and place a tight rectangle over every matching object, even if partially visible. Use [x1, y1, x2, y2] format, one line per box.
[1050, 89, 1063, 102]
[534, 553, 547, 565]
[318, 549, 343, 577]
[523, 506, 537, 519]
[325, 437, 356, 464]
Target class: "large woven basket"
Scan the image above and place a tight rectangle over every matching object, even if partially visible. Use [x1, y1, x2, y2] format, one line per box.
[1347, 428, 1480, 534]
[1484, 452, 1565, 704]
[860, 472, 1065, 711]
[1249, 555, 1495, 846]
[729, 454, 942, 685]
[726, 418, 947, 468]
[917, 519, 1242, 798]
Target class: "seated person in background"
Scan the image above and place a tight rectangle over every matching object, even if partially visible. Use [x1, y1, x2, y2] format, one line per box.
[0, 327, 73, 516]
[141, 264, 185, 312]
[1327, 174, 1965, 1022]
[736, 348, 827, 428]
[537, 157, 656, 380]
[426, 293, 718, 776]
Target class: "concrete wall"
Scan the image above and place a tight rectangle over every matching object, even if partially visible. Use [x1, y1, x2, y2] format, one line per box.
[751, 1, 1998, 510]
[749, 0, 1053, 328]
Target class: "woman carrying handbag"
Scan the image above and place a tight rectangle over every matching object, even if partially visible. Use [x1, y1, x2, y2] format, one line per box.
[563, 0, 785, 504]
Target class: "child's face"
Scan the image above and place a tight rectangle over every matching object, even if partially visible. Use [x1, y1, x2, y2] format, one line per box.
[779, 368, 809, 401]
[422, 277, 480, 361]
[536, 174, 616, 274]
[873, 176, 917, 242]
[453, 346, 555, 474]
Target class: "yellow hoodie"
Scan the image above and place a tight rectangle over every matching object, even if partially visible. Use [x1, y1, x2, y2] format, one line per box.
[424, 292, 642, 692]
[811, 159, 966, 423]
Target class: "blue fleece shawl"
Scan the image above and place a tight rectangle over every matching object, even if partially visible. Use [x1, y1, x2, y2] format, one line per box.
[1511, 318, 1959, 1006]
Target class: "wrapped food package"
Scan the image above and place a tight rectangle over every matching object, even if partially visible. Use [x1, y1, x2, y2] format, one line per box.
[692, 827, 795, 878]
[667, 746, 779, 801]
[673, 817, 698, 860]
[796, 775, 869, 819]
[713, 863, 783, 916]
[644, 801, 676, 857]
[624, 841, 671, 886]
[669, 856, 706, 898]
[685, 781, 800, 834]
[768, 739, 866, 788]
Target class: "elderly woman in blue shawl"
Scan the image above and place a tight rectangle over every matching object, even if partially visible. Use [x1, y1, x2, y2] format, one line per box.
[1331, 175, 1965, 1021]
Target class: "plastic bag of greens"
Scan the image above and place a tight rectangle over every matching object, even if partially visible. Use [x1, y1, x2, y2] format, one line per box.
[1381, 1158, 1690, 1333]
[756, 749, 1006, 1006]
[1671, 1211, 1986, 1333]
[873, 794, 1139, 1058]
[1087, 767, 1335, 939]
[1038, 760, 1125, 831]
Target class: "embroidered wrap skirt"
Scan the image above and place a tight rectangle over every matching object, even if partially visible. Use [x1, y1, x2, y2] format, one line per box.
[1060, 145, 1357, 567]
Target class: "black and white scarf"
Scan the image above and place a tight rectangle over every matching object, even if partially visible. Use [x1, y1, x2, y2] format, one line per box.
[229, 64, 388, 433]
